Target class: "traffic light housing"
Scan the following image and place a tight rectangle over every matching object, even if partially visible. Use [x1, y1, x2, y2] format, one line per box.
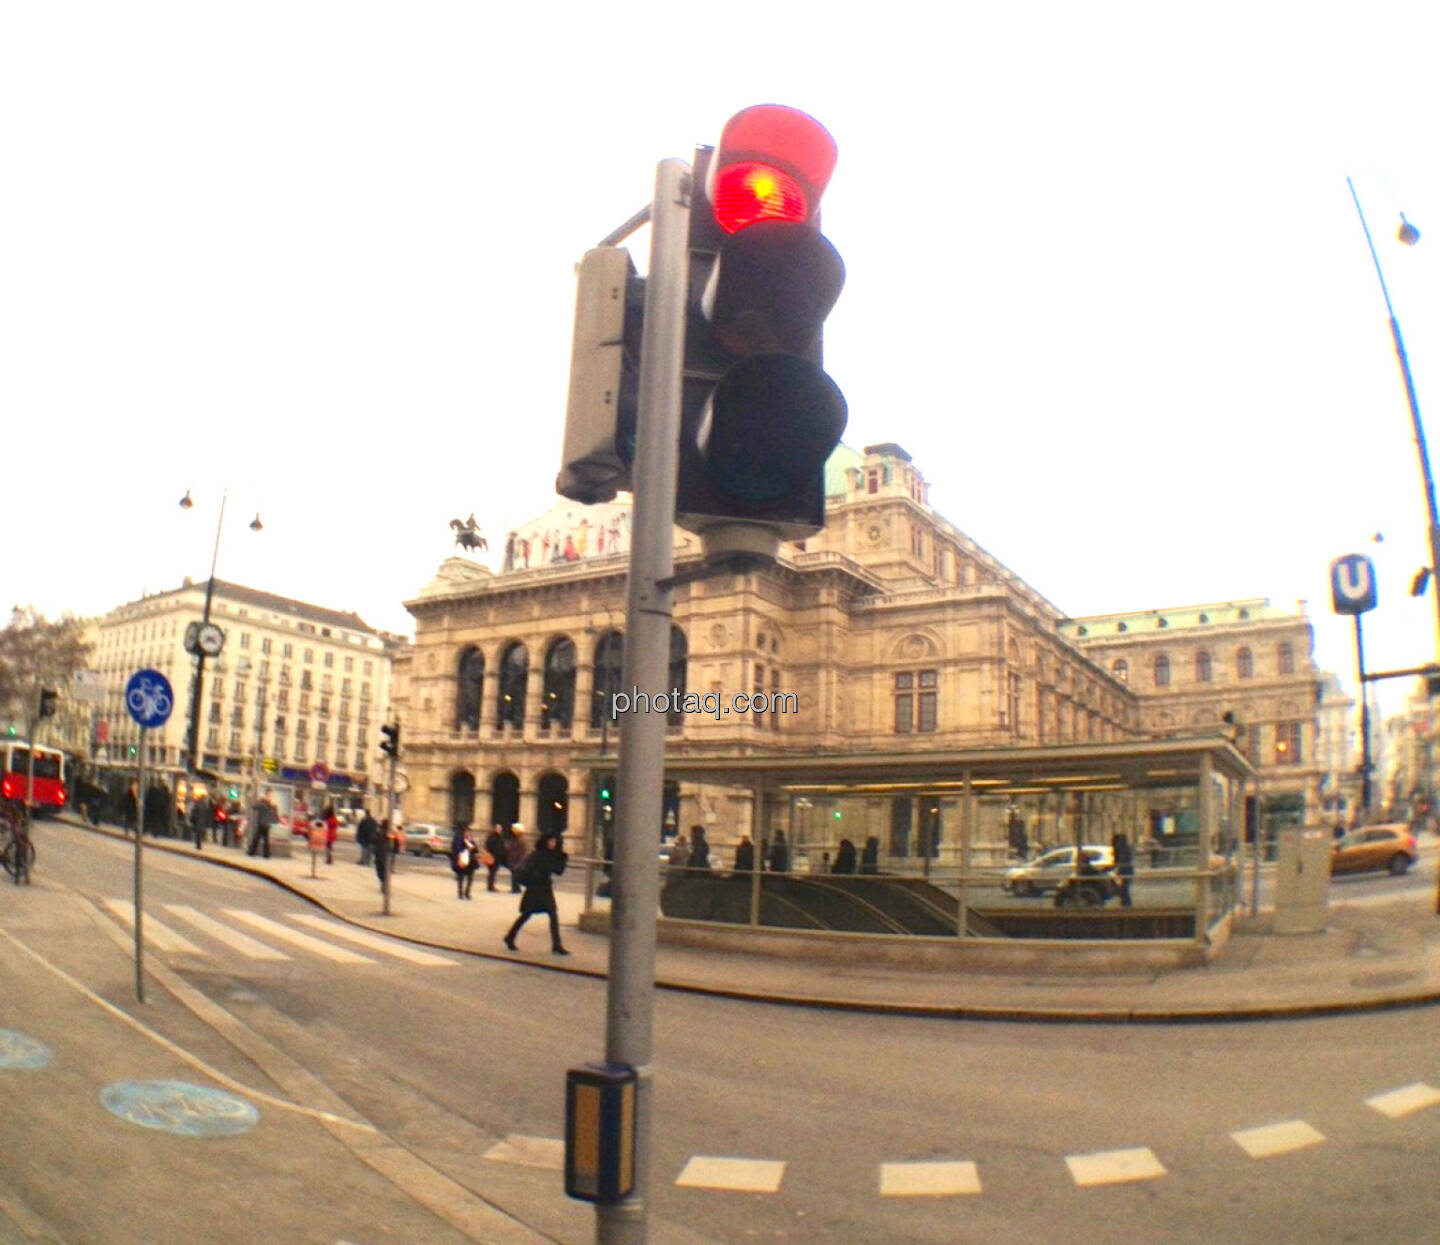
[557, 248, 646, 504]
[676, 105, 847, 565]
[379, 721, 400, 759]
[38, 688, 59, 719]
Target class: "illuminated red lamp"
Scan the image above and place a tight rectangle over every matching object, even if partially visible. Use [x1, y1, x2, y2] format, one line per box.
[707, 105, 838, 234]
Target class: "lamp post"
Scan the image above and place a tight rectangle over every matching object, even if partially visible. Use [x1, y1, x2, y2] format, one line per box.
[179, 489, 262, 800]
[1346, 180, 1436, 652]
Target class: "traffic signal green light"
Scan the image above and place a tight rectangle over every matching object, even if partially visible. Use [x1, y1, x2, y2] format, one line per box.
[5, 724, 15, 737]
[228, 786, 240, 800]
[128, 745, 137, 757]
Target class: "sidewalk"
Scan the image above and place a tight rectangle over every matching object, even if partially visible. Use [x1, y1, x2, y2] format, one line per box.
[65, 817, 1440, 1021]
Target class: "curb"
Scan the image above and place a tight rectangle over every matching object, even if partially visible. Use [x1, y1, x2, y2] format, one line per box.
[61, 816, 1440, 1025]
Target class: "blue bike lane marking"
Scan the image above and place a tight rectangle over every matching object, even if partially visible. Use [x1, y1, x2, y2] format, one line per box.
[100, 1080, 259, 1137]
[0, 1028, 53, 1069]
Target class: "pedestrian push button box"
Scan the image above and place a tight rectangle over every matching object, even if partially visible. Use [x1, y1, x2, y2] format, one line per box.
[565, 1062, 637, 1204]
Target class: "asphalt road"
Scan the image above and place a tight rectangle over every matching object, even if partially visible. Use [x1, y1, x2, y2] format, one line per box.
[4, 828, 1438, 1244]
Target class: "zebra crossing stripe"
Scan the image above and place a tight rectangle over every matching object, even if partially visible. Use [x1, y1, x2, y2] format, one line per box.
[1065, 1147, 1166, 1187]
[223, 910, 376, 963]
[674, 1157, 786, 1193]
[102, 899, 207, 956]
[163, 905, 292, 961]
[1230, 1120, 1325, 1158]
[1365, 1083, 1440, 1119]
[879, 1160, 982, 1197]
[288, 915, 458, 966]
[483, 1135, 565, 1170]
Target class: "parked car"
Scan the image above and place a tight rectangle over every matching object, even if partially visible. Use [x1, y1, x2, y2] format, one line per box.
[403, 823, 447, 856]
[1002, 845, 1115, 897]
[1330, 824, 1418, 877]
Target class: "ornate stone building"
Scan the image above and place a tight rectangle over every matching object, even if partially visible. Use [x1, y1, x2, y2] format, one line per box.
[1058, 600, 1324, 834]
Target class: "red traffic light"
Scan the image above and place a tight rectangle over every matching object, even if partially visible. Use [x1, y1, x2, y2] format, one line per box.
[707, 105, 837, 235]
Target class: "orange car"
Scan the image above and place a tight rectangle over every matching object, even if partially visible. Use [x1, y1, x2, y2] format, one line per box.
[1330, 824, 1418, 877]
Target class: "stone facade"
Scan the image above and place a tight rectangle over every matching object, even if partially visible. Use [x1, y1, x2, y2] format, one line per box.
[403, 443, 1327, 852]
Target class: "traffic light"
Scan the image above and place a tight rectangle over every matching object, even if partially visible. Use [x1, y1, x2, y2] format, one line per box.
[557, 248, 645, 504]
[379, 721, 400, 759]
[676, 105, 847, 564]
[38, 688, 59, 719]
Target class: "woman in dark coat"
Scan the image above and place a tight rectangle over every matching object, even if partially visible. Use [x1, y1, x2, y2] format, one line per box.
[859, 836, 880, 874]
[832, 838, 857, 874]
[503, 833, 569, 955]
[451, 825, 480, 900]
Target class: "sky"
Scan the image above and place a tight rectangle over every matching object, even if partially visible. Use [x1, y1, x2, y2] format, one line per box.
[3, 2, 1438, 721]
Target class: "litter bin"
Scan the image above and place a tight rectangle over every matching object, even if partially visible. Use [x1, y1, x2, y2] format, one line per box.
[1272, 826, 1330, 934]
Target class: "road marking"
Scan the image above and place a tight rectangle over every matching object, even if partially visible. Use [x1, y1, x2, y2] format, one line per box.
[1230, 1120, 1325, 1158]
[102, 899, 206, 955]
[164, 905, 292, 960]
[1065, 1147, 1166, 1187]
[224, 910, 375, 963]
[1365, 1083, 1440, 1118]
[288, 915, 458, 966]
[879, 1160, 981, 1197]
[674, 1156, 786, 1193]
[483, 1135, 565, 1170]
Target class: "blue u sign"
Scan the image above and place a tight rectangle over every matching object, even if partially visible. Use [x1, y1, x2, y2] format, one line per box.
[1330, 554, 1377, 616]
[125, 669, 175, 729]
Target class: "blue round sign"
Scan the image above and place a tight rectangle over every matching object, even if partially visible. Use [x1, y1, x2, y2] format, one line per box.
[125, 669, 174, 729]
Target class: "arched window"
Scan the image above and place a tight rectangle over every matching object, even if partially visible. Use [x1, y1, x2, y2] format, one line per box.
[1111, 658, 1128, 683]
[497, 642, 528, 728]
[448, 770, 476, 828]
[537, 771, 568, 837]
[590, 630, 624, 728]
[668, 626, 688, 725]
[455, 646, 484, 730]
[490, 771, 520, 829]
[541, 637, 576, 730]
[1237, 647, 1254, 679]
[1195, 651, 1213, 683]
[1277, 642, 1294, 675]
[1154, 654, 1171, 687]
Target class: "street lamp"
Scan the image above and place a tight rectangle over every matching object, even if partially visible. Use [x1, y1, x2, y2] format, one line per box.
[181, 489, 262, 784]
[1346, 179, 1436, 654]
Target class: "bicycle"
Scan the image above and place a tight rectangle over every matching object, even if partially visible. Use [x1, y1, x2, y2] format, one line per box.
[0, 803, 35, 884]
[126, 674, 172, 722]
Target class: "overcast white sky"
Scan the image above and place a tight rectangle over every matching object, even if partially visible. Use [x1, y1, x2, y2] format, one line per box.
[4, 2, 1437, 719]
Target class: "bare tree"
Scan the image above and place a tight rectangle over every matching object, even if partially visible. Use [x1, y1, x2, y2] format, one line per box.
[0, 606, 93, 730]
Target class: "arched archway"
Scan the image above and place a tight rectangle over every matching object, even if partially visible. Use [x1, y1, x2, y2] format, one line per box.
[491, 770, 520, 829]
[590, 630, 624, 727]
[537, 771, 569, 838]
[667, 626, 688, 725]
[449, 770, 476, 828]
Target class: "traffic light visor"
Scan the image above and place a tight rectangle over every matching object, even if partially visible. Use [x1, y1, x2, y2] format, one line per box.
[708, 105, 837, 235]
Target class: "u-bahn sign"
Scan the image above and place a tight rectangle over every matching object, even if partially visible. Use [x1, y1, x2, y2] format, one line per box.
[1330, 553, 1377, 616]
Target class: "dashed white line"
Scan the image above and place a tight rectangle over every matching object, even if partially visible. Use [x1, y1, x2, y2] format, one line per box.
[675, 1156, 786, 1193]
[1230, 1120, 1325, 1158]
[879, 1160, 982, 1197]
[1365, 1083, 1440, 1119]
[483, 1135, 565, 1171]
[1065, 1147, 1167, 1187]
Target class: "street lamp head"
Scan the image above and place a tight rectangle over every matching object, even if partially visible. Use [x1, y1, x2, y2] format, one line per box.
[179, 490, 194, 510]
[1399, 214, 1421, 246]
[249, 513, 263, 532]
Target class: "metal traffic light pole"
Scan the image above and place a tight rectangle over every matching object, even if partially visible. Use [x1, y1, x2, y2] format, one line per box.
[596, 157, 690, 1245]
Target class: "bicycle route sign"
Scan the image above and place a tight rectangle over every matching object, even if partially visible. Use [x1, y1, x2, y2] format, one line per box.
[125, 669, 174, 730]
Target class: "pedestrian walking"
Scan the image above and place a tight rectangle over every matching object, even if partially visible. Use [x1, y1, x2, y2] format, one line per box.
[451, 825, 480, 899]
[859, 835, 880, 874]
[832, 838, 857, 874]
[1112, 832, 1135, 907]
[189, 792, 212, 852]
[247, 791, 277, 858]
[504, 823, 528, 893]
[356, 809, 377, 866]
[503, 833, 570, 955]
[766, 829, 790, 873]
[687, 825, 710, 871]
[483, 824, 505, 891]
[732, 834, 755, 875]
[322, 803, 338, 866]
